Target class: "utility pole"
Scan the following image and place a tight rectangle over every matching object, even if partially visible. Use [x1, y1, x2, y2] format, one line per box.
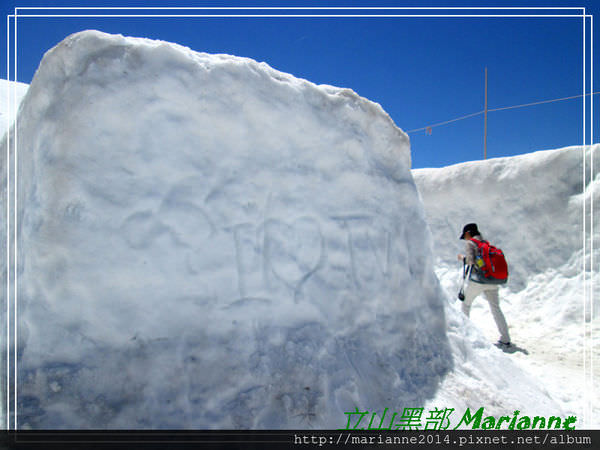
[484, 67, 488, 160]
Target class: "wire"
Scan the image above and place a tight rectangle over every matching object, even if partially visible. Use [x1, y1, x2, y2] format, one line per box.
[406, 91, 600, 134]
[407, 110, 484, 133]
[489, 91, 600, 113]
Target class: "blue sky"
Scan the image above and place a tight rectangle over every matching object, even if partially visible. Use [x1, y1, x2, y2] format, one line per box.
[2, 1, 598, 168]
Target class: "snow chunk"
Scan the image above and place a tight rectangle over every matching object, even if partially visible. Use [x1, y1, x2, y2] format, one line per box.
[4, 30, 449, 428]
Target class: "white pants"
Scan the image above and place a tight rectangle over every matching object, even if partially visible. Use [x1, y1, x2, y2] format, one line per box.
[461, 281, 511, 344]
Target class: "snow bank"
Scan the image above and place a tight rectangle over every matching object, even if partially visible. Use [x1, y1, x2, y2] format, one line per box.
[414, 145, 599, 427]
[3, 30, 452, 428]
[413, 146, 596, 291]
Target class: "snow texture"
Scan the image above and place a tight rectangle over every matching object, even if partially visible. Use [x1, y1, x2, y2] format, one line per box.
[0, 30, 572, 429]
[0, 80, 29, 139]
[414, 145, 599, 427]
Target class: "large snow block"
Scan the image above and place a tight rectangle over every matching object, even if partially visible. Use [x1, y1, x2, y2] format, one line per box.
[3, 30, 451, 428]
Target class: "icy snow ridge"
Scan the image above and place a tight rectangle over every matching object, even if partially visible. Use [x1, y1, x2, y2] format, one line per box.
[3, 30, 453, 428]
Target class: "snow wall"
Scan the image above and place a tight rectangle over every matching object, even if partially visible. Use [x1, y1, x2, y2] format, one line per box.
[2, 30, 454, 428]
[413, 146, 598, 293]
[413, 146, 600, 427]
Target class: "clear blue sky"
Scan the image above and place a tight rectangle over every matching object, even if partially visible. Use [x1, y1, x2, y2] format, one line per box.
[2, 1, 598, 168]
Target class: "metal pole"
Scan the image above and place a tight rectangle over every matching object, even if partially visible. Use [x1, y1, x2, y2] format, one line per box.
[484, 67, 488, 160]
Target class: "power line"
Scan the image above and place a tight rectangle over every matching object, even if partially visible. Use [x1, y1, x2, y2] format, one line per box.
[488, 92, 599, 113]
[407, 110, 484, 133]
[406, 91, 600, 134]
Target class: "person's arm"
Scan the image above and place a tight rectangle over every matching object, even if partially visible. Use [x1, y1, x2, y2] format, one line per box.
[464, 240, 477, 265]
[457, 241, 476, 264]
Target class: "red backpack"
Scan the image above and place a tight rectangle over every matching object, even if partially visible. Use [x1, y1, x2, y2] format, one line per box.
[469, 238, 508, 284]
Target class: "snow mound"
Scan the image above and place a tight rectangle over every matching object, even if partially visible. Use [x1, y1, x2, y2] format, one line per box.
[3, 30, 452, 428]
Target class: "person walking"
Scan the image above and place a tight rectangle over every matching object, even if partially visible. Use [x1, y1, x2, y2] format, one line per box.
[457, 223, 511, 347]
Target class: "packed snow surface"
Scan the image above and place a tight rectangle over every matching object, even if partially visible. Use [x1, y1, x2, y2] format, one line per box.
[1, 30, 571, 428]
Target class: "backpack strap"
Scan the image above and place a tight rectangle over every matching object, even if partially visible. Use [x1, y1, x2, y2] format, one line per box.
[468, 238, 488, 246]
[469, 238, 491, 275]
